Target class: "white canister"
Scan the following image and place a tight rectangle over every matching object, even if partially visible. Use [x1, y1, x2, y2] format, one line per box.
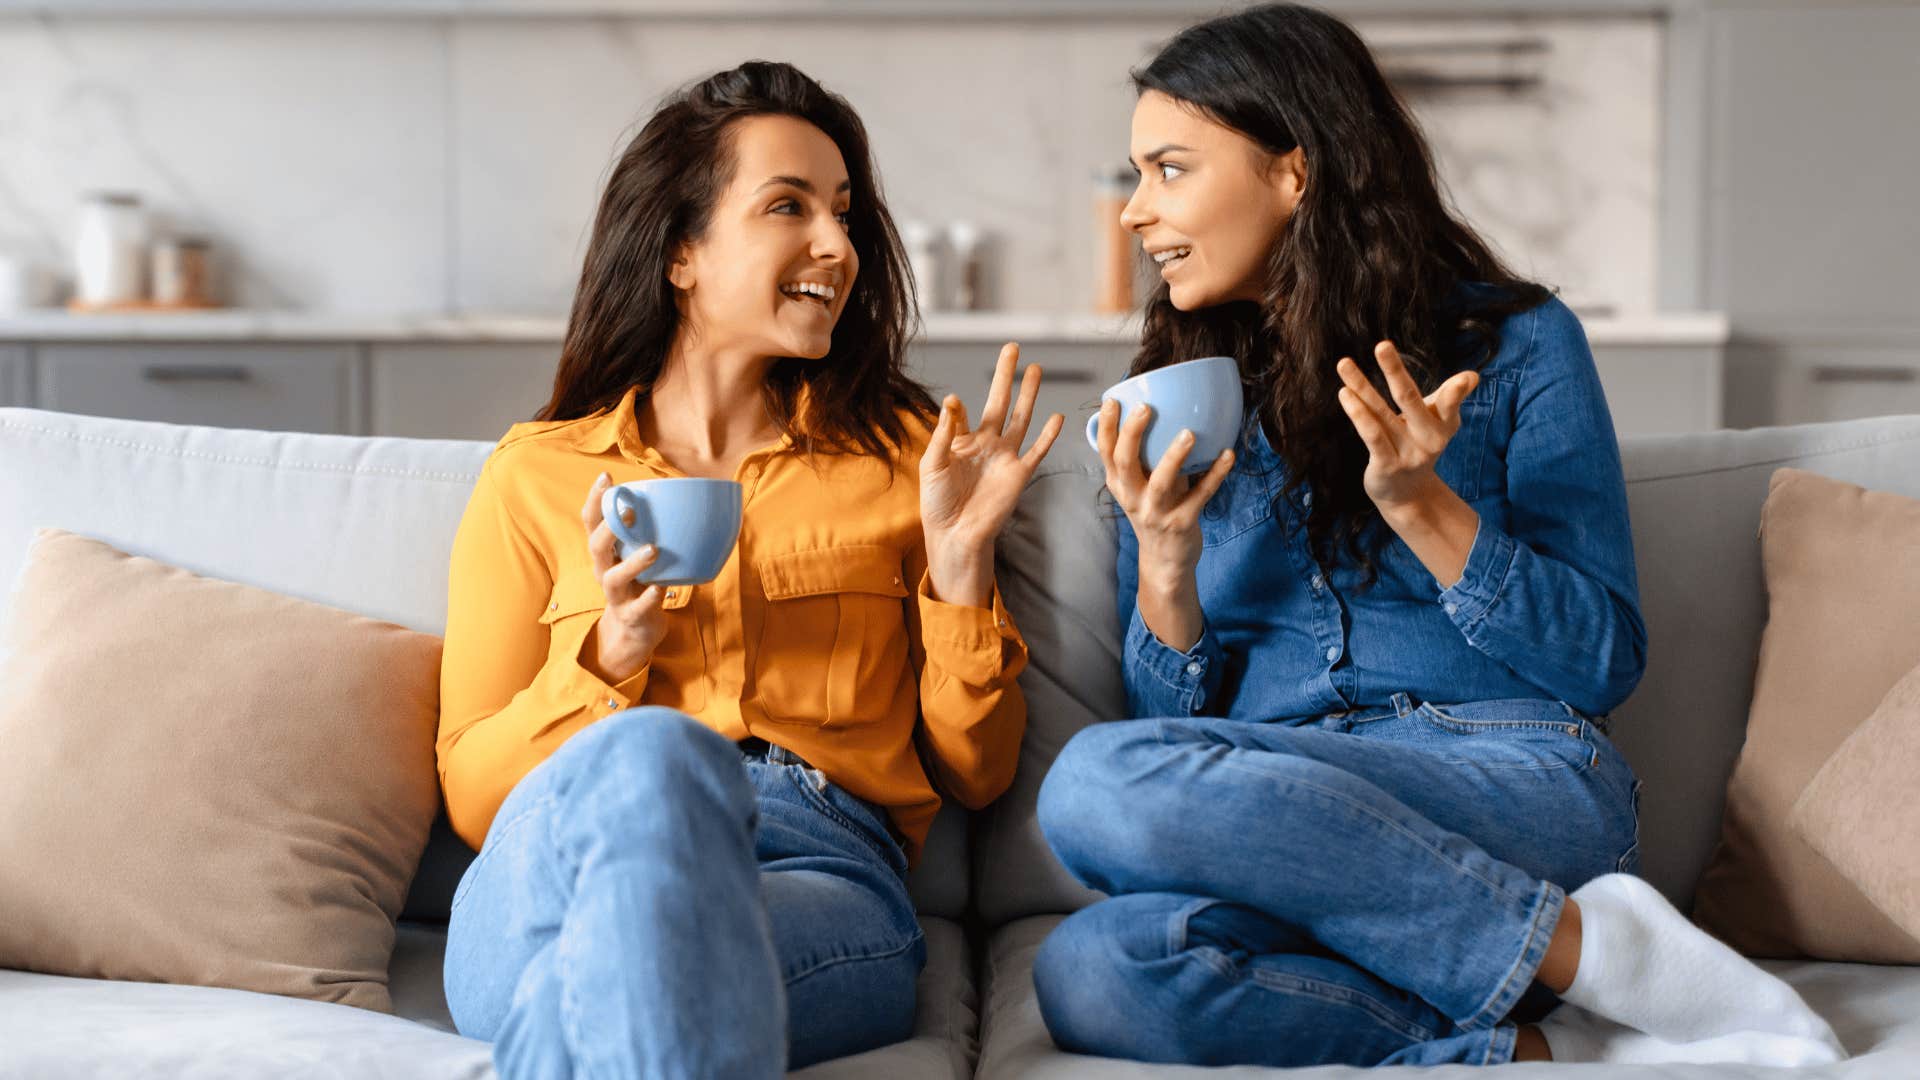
[74, 192, 148, 307]
[900, 220, 945, 313]
[0, 253, 57, 313]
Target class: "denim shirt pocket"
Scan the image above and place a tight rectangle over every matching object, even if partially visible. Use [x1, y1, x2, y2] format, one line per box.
[1434, 371, 1516, 503]
[1198, 464, 1277, 548]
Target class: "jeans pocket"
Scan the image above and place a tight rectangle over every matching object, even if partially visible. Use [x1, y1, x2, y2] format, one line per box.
[1615, 777, 1644, 873]
[791, 766, 907, 877]
[1413, 700, 1596, 773]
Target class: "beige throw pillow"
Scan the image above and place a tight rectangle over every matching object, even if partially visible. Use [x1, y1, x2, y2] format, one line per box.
[0, 529, 443, 1011]
[1788, 654, 1920, 943]
[1691, 468, 1920, 963]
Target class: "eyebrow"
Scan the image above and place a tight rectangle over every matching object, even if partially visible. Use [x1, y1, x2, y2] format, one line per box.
[754, 175, 853, 196]
[1128, 143, 1196, 170]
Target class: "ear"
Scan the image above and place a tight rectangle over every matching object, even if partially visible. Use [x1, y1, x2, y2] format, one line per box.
[1271, 146, 1307, 212]
[667, 245, 695, 292]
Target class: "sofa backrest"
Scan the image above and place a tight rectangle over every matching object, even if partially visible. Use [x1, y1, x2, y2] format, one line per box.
[0, 407, 970, 922]
[978, 414, 1920, 927]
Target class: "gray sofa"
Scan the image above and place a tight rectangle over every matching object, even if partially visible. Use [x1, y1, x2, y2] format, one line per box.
[1, 402, 1917, 1078]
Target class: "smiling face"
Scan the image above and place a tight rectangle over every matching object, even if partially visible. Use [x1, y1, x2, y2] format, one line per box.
[669, 113, 859, 360]
[1122, 90, 1304, 311]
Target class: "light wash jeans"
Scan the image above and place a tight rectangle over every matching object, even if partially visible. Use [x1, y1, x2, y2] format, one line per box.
[1034, 692, 1641, 1069]
[443, 707, 925, 1079]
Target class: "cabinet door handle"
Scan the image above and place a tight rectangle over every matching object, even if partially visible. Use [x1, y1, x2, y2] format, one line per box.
[1012, 367, 1099, 385]
[140, 364, 252, 383]
[1812, 366, 1916, 384]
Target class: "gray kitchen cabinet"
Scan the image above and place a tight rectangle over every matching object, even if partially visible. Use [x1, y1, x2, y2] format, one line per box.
[912, 337, 1723, 440]
[33, 344, 359, 434]
[1727, 344, 1920, 430]
[0, 345, 26, 407]
[1671, 1, 1920, 426]
[908, 340, 1127, 445]
[1591, 343, 1722, 436]
[369, 343, 558, 440]
[1703, 4, 1920, 335]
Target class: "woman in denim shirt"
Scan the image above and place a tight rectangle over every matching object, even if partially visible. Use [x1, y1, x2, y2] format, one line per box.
[1034, 3, 1845, 1070]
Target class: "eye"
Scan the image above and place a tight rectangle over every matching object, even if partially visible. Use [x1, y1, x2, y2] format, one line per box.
[772, 198, 802, 215]
[1159, 162, 1184, 181]
[835, 209, 852, 226]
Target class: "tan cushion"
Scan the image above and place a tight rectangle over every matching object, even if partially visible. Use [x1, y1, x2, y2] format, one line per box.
[0, 529, 443, 1011]
[1788, 654, 1920, 943]
[1691, 468, 1920, 962]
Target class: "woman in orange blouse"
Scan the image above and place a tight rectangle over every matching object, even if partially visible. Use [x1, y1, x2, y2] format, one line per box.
[438, 62, 1062, 1078]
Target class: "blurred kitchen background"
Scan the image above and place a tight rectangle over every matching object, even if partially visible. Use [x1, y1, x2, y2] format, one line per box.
[0, 0, 1912, 442]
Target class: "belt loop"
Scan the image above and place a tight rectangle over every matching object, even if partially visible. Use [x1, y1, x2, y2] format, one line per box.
[1391, 691, 1414, 717]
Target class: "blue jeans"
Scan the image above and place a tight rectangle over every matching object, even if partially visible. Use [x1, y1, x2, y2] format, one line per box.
[1033, 693, 1641, 1069]
[443, 707, 926, 1079]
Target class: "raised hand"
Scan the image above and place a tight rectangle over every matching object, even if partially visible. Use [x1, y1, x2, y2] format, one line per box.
[1334, 340, 1479, 512]
[919, 342, 1065, 607]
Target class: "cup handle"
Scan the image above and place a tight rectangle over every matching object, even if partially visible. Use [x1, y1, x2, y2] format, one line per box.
[604, 487, 654, 555]
[1084, 412, 1102, 453]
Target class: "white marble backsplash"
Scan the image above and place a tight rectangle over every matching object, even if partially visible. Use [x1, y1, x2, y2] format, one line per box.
[0, 11, 1659, 317]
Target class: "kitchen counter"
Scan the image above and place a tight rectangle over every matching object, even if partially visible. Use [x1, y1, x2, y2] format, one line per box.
[0, 308, 1730, 348]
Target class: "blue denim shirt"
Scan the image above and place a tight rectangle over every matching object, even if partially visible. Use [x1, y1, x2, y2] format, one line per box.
[1116, 293, 1647, 722]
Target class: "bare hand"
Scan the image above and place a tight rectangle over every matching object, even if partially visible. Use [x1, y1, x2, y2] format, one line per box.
[581, 472, 667, 683]
[919, 343, 1065, 607]
[1094, 394, 1236, 592]
[1334, 340, 1479, 511]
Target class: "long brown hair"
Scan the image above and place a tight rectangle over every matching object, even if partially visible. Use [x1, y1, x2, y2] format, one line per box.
[538, 61, 934, 459]
[1131, 3, 1551, 588]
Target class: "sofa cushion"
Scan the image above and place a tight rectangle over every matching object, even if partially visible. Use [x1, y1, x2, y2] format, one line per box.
[976, 445, 1121, 927]
[1688, 468, 1920, 962]
[1608, 415, 1920, 913]
[1791, 653, 1920, 944]
[0, 530, 445, 1011]
[976, 915, 1920, 1078]
[0, 407, 969, 922]
[0, 916, 977, 1080]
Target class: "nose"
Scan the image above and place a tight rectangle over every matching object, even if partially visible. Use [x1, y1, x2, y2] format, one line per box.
[1119, 178, 1153, 233]
[811, 213, 853, 268]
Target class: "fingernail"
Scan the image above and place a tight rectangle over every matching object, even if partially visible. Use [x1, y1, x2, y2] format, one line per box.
[1179, 428, 1194, 442]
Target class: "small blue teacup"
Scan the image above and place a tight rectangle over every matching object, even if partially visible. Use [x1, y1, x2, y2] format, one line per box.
[600, 478, 743, 586]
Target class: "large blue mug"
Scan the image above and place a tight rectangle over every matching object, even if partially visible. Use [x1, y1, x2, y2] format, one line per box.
[1084, 355, 1243, 475]
[599, 478, 744, 586]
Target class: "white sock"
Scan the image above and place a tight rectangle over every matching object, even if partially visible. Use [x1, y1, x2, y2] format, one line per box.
[1537, 1003, 1844, 1067]
[1552, 874, 1844, 1063]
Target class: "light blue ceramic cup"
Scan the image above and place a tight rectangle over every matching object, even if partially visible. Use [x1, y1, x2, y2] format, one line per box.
[1084, 355, 1243, 475]
[600, 478, 743, 586]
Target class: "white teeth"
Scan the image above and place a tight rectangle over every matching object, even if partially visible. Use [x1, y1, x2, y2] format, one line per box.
[1152, 246, 1192, 265]
[780, 281, 836, 302]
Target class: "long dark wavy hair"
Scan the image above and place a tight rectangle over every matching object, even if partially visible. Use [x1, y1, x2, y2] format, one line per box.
[1131, 3, 1551, 588]
[537, 61, 934, 459]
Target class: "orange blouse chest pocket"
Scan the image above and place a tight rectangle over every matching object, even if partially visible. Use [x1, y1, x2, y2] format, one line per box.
[539, 570, 705, 707]
[754, 544, 911, 729]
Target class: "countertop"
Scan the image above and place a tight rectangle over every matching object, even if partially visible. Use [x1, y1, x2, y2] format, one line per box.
[0, 308, 1731, 348]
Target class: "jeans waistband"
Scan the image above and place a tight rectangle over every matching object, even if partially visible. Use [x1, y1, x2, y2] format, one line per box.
[737, 735, 813, 769]
[1322, 691, 1420, 725]
[1321, 692, 1612, 735]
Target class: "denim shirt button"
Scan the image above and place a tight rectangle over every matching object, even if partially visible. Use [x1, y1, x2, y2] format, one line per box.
[1185, 661, 1203, 677]
[1301, 491, 1313, 508]
[1310, 572, 1325, 591]
[1324, 646, 1339, 662]
[1444, 602, 1458, 615]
